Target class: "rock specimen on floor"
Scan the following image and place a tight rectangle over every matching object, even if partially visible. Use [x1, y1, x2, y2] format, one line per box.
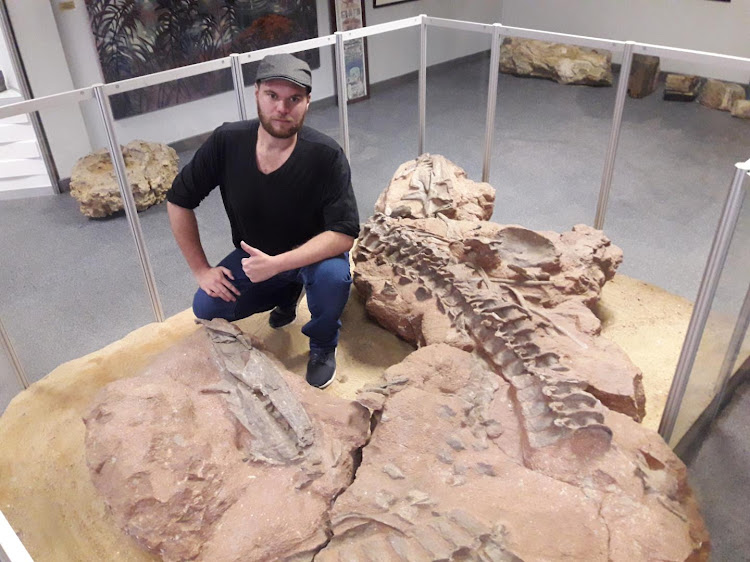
[70, 140, 178, 218]
[84, 319, 370, 561]
[664, 74, 701, 102]
[698, 79, 746, 111]
[731, 99, 750, 119]
[628, 54, 660, 99]
[499, 37, 613, 86]
[343, 154, 708, 560]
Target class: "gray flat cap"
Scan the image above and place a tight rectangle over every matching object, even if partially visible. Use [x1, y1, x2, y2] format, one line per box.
[255, 54, 312, 91]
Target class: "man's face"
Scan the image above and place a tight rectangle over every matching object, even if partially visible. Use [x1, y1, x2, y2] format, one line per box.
[255, 79, 311, 139]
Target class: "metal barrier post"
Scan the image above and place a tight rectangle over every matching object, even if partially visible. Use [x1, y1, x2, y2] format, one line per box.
[0, 317, 28, 390]
[230, 53, 248, 120]
[482, 24, 502, 184]
[594, 40, 634, 230]
[418, 14, 427, 156]
[334, 32, 351, 160]
[92, 85, 165, 323]
[659, 162, 749, 443]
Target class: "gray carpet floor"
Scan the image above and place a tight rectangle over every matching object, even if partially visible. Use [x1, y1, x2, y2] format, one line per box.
[1, 53, 748, 557]
[686, 381, 750, 561]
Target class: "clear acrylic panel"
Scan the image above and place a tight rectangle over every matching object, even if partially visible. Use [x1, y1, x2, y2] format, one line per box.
[111, 66, 242, 320]
[424, 25, 492, 181]
[0, 100, 154, 393]
[671, 181, 750, 445]
[344, 26, 420, 219]
[488, 38, 614, 232]
[606, 58, 748, 302]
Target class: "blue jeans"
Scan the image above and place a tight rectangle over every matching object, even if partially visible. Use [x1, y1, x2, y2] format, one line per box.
[192, 248, 352, 351]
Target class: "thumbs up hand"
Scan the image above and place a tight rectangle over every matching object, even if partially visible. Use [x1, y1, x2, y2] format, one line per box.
[240, 241, 280, 283]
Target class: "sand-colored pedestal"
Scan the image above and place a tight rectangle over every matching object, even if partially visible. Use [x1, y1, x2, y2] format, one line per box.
[0, 275, 725, 561]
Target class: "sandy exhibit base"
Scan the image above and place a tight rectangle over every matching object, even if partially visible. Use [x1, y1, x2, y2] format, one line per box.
[0, 273, 704, 561]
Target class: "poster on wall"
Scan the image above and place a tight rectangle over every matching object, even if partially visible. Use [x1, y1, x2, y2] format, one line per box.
[84, 0, 320, 119]
[330, 0, 370, 102]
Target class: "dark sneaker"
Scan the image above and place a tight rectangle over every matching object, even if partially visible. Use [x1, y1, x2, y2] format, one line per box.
[269, 303, 297, 329]
[306, 349, 337, 389]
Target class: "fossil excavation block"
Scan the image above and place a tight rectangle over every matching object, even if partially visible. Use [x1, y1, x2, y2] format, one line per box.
[78, 155, 707, 561]
[70, 140, 178, 218]
[84, 319, 370, 562]
[375, 154, 495, 221]
[320, 345, 708, 561]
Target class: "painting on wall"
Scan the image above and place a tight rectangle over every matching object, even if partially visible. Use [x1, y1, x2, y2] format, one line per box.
[330, 0, 370, 102]
[84, 0, 320, 119]
[373, 0, 417, 7]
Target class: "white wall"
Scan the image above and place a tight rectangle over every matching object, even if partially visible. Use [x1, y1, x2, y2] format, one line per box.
[501, 0, 750, 83]
[49, 0, 503, 152]
[364, 0, 502, 83]
[6, 1, 92, 178]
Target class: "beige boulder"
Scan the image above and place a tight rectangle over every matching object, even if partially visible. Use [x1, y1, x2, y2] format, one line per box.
[698, 79, 746, 111]
[499, 37, 613, 86]
[664, 74, 701, 102]
[70, 140, 178, 218]
[731, 99, 750, 119]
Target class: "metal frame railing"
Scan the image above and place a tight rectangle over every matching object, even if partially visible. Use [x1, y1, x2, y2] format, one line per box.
[660, 159, 750, 442]
[0, 14, 748, 459]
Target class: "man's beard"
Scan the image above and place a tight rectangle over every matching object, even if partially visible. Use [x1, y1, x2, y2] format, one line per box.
[257, 103, 306, 139]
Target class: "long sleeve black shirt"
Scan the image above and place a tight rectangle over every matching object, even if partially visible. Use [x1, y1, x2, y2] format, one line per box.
[167, 120, 360, 256]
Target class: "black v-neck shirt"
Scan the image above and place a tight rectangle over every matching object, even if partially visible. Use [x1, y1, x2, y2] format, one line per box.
[167, 120, 360, 256]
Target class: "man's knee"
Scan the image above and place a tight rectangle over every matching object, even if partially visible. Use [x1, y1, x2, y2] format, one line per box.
[192, 289, 234, 320]
[307, 255, 352, 290]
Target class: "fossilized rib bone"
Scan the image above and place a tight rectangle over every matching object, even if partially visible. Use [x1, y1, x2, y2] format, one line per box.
[355, 215, 612, 458]
[198, 318, 314, 464]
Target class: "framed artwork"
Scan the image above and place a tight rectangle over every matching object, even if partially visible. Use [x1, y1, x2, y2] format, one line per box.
[373, 0, 418, 7]
[84, 0, 320, 119]
[329, 0, 370, 103]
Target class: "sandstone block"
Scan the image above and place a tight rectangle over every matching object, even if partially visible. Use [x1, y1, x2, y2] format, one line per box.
[374, 153, 495, 221]
[731, 99, 750, 119]
[699, 79, 746, 111]
[628, 54, 660, 98]
[664, 74, 701, 102]
[70, 140, 178, 218]
[499, 37, 613, 86]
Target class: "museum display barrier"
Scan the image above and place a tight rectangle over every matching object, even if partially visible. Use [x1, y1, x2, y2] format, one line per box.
[666, 160, 750, 449]
[108, 66, 246, 321]
[0, 98, 156, 397]
[0, 14, 749, 559]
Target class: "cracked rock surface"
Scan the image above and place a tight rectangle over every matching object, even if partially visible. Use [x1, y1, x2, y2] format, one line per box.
[70, 140, 178, 218]
[84, 320, 370, 561]
[325, 345, 706, 561]
[82, 155, 708, 561]
[341, 154, 708, 560]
